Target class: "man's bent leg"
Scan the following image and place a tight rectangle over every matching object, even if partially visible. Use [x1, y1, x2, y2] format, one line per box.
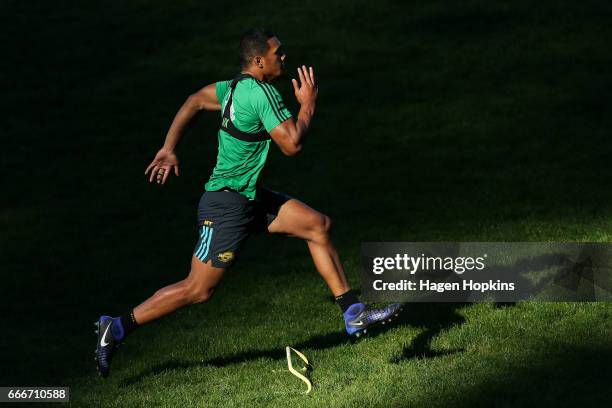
[266, 197, 402, 340]
[133, 255, 227, 324]
[267, 199, 350, 297]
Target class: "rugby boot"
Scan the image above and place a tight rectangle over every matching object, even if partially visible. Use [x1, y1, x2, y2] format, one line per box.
[344, 302, 402, 339]
[94, 316, 123, 378]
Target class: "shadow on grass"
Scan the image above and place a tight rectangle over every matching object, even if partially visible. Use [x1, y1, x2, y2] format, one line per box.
[390, 303, 468, 362]
[119, 302, 482, 387]
[387, 249, 599, 362]
[428, 345, 612, 408]
[119, 330, 349, 387]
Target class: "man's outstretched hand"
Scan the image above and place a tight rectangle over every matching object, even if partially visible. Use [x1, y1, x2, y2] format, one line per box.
[292, 65, 318, 106]
[145, 148, 180, 185]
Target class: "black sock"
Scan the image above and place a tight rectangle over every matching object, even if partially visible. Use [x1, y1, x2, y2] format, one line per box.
[335, 289, 360, 313]
[119, 311, 139, 337]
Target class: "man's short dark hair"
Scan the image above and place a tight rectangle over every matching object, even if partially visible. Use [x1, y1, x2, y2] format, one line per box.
[239, 28, 275, 68]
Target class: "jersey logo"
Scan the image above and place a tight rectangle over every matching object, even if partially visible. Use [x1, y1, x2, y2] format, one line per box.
[202, 220, 213, 226]
[222, 118, 229, 128]
[217, 251, 234, 263]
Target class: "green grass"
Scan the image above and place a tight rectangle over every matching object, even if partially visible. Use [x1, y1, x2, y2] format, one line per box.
[2, 0, 612, 406]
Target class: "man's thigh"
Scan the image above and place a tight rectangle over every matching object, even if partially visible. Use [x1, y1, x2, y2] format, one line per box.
[266, 197, 328, 238]
[185, 255, 227, 293]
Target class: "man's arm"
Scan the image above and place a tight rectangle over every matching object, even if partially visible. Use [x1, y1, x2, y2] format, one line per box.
[144, 83, 220, 184]
[269, 66, 318, 157]
[161, 83, 220, 151]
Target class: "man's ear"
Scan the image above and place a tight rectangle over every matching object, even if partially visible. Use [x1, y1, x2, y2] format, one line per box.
[255, 56, 264, 69]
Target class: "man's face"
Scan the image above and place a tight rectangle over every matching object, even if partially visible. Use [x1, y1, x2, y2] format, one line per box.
[262, 37, 286, 79]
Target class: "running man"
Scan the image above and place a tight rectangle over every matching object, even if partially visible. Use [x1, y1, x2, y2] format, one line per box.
[95, 28, 401, 378]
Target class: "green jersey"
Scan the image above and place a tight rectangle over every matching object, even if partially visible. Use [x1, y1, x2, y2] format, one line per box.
[204, 76, 292, 200]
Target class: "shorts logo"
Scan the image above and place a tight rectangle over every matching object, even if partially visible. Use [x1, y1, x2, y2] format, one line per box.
[217, 251, 234, 263]
[202, 220, 213, 226]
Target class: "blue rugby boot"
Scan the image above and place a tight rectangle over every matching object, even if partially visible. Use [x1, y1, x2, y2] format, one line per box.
[94, 316, 124, 378]
[344, 303, 403, 339]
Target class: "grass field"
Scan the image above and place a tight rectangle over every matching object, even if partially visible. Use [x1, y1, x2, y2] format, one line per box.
[2, 0, 612, 406]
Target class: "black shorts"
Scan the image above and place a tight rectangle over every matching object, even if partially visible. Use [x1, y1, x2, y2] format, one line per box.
[194, 187, 291, 268]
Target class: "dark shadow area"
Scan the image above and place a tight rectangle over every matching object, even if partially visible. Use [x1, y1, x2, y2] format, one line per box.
[433, 345, 612, 408]
[118, 336, 338, 386]
[120, 302, 481, 386]
[120, 328, 359, 387]
[494, 301, 516, 308]
[389, 303, 469, 362]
